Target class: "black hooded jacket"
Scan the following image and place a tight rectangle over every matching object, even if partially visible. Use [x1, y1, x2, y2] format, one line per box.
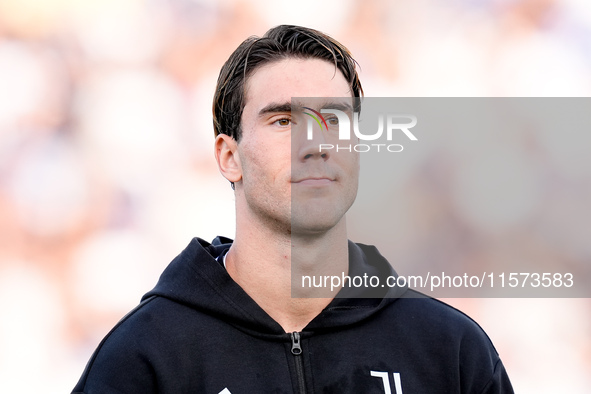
[72, 237, 513, 393]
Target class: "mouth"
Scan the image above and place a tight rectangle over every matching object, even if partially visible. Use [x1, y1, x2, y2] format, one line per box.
[292, 177, 335, 186]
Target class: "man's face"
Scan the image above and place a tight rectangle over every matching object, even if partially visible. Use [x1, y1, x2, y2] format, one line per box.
[236, 58, 359, 236]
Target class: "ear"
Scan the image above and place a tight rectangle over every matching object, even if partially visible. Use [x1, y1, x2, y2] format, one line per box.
[215, 133, 242, 185]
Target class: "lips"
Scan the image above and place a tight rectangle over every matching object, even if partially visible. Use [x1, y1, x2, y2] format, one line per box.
[292, 176, 335, 185]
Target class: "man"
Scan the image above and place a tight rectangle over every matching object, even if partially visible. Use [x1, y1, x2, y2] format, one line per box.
[73, 25, 513, 393]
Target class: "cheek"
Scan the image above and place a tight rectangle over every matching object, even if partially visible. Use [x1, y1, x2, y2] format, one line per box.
[337, 151, 360, 172]
[239, 142, 273, 185]
[244, 139, 289, 171]
[238, 126, 292, 185]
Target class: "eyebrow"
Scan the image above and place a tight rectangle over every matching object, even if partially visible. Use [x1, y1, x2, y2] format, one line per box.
[318, 101, 354, 113]
[258, 102, 293, 118]
[258, 100, 354, 117]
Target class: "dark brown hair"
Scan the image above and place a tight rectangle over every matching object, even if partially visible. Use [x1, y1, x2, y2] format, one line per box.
[212, 25, 363, 141]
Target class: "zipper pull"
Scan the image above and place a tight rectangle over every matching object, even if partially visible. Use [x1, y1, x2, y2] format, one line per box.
[290, 332, 302, 355]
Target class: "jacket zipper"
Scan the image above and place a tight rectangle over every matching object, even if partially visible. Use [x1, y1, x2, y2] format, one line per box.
[290, 331, 307, 394]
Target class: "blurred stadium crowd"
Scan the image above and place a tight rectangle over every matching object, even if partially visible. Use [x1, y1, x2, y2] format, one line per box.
[0, 0, 589, 392]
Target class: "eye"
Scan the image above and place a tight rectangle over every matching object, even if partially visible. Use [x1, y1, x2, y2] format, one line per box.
[326, 116, 339, 126]
[275, 118, 291, 126]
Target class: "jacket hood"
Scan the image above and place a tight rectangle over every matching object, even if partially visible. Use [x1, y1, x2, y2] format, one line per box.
[143, 237, 408, 337]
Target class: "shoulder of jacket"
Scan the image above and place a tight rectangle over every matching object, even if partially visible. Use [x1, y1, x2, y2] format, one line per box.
[390, 290, 500, 351]
[72, 295, 161, 392]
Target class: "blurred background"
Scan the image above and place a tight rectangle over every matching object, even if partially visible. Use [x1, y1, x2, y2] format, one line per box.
[0, 0, 589, 392]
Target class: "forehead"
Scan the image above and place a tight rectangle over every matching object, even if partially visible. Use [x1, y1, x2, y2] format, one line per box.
[243, 58, 352, 112]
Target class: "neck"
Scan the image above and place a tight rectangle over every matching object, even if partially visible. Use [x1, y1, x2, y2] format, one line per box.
[226, 213, 349, 333]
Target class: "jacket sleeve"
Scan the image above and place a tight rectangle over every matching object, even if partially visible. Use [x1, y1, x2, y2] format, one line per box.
[479, 359, 514, 394]
[71, 298, 159, 394]
[451, 301, 514, 394]
[71, 338, 158, 394]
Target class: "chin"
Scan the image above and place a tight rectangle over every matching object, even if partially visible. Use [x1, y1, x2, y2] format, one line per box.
[290, 216, 342, 237]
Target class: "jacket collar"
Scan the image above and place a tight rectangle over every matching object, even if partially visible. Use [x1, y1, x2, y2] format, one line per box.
[144, 237, 408, 336]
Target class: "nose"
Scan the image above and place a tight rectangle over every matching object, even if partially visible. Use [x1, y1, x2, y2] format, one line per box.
[293, 116, 331, 162]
